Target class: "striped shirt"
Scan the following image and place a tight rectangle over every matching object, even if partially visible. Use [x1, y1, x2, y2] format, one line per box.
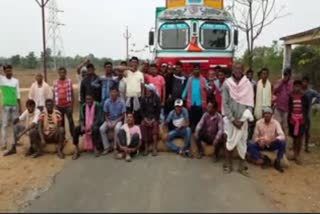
[39, 110, 62, 134]
[0, 75, 20, 106]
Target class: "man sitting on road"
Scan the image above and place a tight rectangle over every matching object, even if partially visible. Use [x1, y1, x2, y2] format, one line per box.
[3, 99, 41, 157]
[247, 107, 286, 173]
[100, 87, 126, 155]
[164, 99, 192, 158]
[31, 99, 65, 159]
[195, 101, 225, 161]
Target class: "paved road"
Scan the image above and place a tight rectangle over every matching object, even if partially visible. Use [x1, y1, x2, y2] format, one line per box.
[26, 154, 275, 213]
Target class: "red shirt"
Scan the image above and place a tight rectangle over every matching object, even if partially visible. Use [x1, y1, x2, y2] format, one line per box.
[146, 75, 165, 102]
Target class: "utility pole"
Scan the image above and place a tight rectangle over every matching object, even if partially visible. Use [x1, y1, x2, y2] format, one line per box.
[123, 26, 132, 62]
[35, 0, 50, 82]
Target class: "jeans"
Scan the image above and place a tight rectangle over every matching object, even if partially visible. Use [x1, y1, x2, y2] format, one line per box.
[166, 127, 191, 153]
[99, 121, 122, 150]
[56, 106, 75, 139]
[190, 106, 203, 132]
[1, 106, 18, 146]
[247, 139, 286, 162]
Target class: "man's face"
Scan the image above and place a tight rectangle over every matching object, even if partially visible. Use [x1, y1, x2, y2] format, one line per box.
[293, 84, 302, 93]
[36, 74, 43, 84]
[160, 65, 167, 73]
[87, 67, 95, 75]
[58, 69, 67, 79]
[233, 64, 244, 80]
[117, 69, 125, 78]
[110, 89, 118, 100]
[142, 63, 149, 73]
[193, 68, 200, 77]
[283, 73, 290, 82]
[45, 101, 54, 112]
[104, 64, 113, 75]
[302, 80, 309, 89]
[208, 70, 216, 80]
[247, 72, 253, 80]
[85, 95, 94, 106]
[127, 114, 134, 125]
[4, 68, 13, 78]
[145, 88, 152, 97]
[217, 71, 225, 82]
[261, 70, 268, 81]
[263, 112, 272, 123]
[175, 106, 182, 114]
[130, 60, 139, 71]
[207, 103, 216, 115]
[175, 65, 182, 75]
[150, 66, 158, 76]
[27, 104, 35, 113]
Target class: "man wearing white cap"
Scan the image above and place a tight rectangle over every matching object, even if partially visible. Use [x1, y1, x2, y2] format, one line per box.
[164, 99, 192, 158]
[247, 107, 286, 173]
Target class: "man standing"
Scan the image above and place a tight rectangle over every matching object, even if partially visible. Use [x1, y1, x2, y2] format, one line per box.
[124, 57, 144, 124]
[115, 66, 126, 101]
[140, 84, 161, 156]
[246, 69, 257, 90]
[247, 107, 286, 173]
[0, 65, 21, 151]
[53, 67, 75, 139]
[80, 63, 102, 104]
[273, 68, 294, 134]
[165, 99, 192, 158]
[3, 99, 40, 156]
[76, 59, 90, 102]
[222, 62, 254, 175]
[195, 101, 225, 161]
[210, 68, 226, 113]
[28, 73, 53, 111]
[254, 68, 272, 120]
[100, 87, 126, 155]
[301, 76, 320, 153]
[145, 64, 166, 106]
[32, 99, 65, 159]
[182, 64, 208, 131]
[97, 62, 118, 104]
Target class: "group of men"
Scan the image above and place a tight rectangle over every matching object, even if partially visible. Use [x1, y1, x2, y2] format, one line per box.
[0, 57, 319, 174]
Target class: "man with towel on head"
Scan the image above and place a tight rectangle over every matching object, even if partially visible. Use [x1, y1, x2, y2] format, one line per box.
[222, 62, 254, 175]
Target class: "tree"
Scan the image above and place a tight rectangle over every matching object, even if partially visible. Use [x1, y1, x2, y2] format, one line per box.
[23, 52, 38, 69]
[10, 55, 21, 67]
[230, 0, 287, 68]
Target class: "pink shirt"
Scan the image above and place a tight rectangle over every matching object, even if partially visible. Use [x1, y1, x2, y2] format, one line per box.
[146, 75, 165, 102]
[129, 125, 142, 139]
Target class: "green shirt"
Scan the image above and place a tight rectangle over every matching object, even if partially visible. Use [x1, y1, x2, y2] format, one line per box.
[0, 75, 20, 106]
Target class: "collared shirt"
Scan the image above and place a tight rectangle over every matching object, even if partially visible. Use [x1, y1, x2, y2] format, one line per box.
[195, 112, 224, 144]
[124, 70, 144, 97]
[253, 118, 285, 144]
[166, 107, 189, 129]
[99, 75, 118, 104]
[103, 97, 126, 121]
[19, 109, 41, 127]
[182, 78, 208, 106]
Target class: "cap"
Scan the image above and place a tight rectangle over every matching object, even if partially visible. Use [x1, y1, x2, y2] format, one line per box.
[161, 63, 168, 67]
[144, 83, 157, 94]
[262, 106, 273, 114]
[174, 99, 184, 107]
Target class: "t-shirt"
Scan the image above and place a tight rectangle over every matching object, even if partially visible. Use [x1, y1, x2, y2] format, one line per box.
[39, 110, 62, 134]
[124, 70, 144, 97]
[19, 109, 41, 127]
[146, 75, 165, 102]
[182, 78, 208, 107]
[166, 107, 189, 128]
[103, 97, 126, 121]
[0, 75, 20, 106]
[129, 125, 141, 138]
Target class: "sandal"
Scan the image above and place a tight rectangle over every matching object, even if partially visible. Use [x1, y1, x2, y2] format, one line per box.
[223, 163, 233, 174]
[72, 152, 80, 160]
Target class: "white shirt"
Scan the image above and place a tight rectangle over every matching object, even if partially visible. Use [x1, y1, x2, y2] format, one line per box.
[19, 108, 41, 127]
[124, 70, 144, 97]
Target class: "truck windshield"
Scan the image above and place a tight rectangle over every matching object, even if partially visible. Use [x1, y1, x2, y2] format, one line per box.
[200, 23, 230, 49]
[159, 23, 189, 49]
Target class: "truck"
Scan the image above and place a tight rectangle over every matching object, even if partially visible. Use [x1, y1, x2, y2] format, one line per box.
[148, 0, 238, 75]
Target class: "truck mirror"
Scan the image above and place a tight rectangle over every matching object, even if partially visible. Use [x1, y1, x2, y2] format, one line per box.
[149, 31, 155, 46]
[234, 30, 239, 46]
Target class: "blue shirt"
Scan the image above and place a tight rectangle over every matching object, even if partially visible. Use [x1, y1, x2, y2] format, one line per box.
[100, 75, 118, 103]
[103, 97, 126, 121]
[166, 107, 189, 128]
[182, 77, 208, 106]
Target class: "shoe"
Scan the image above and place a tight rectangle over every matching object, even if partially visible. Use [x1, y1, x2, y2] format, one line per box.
[0, 145, 7, 151]
[238, 160, 250, 177]
[261, 155, 272, 169]
[102, 148, 113, 156]
[72, 152, 80, 160]
[125, 154, 132, 162]
[94, 149, 101, 158]
[3, 147, 17, 157]
[183, 150, 192, 158]
[115, 152, 124, 160]
[223, 162, 233, 174]
[274, 160, 284, 173]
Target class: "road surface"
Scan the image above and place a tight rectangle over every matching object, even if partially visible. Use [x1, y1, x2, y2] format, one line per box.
[25, 154, 275, 212]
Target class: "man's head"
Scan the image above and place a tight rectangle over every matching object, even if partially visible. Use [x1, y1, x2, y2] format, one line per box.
[110, 87, 119, 101]
[160, 63, 167, 73]
[260, 68, 269, 82]
[283, 68, 292, 82]
[175, 61, 183, 75]
[174, 99, 184, 114]
[129, 56, 139, 71]
[142, 61, 150, 74]
[192, 63, 201, 77]
[26, 99, 36, 114]
[120, 61, 127, 67]
[3, 64, 13, 79]
[232, 62, 244, 81]
[86, 63, 95, 75]
[85, 94, 94, 106]
[126, 112, 135, 126]
[208, 69, 216, 81]
[45, 99, 54, 113]
[207, 101, 218, 115]
[58, 67, 67, 80]
[117, 67, 125, 78]
[145, 83, 156, 97]
[246, 69, 254, 80]
[293, 80, 303, 93]
[302, 76, 310, 89]
[217, 68, 226, 82]
[104, 61, 113, 75]
[262, 107, 273, 123]
[35, 73, 44, 84]
[149, 63, 158, 76]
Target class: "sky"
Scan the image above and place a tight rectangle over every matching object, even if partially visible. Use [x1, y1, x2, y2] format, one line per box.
[0, 0, 319, 59]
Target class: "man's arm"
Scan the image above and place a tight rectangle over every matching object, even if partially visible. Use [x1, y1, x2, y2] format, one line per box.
[195, 114, 205, 138]
[17, 123, 37, 140]
[39, 121, 46, 144]
[71, 84, 74, 112]
[275, 121, 285, 141]
[76, 59, 90, 75]
[221, 84, 234, 122]
[213, 115, 223, 145]
[16, 80, 22, 113]
[162, 78, 166, 106]
[182, 79, 190, 100]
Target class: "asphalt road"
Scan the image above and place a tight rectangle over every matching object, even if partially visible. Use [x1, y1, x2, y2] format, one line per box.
[25, 153, 275, 213]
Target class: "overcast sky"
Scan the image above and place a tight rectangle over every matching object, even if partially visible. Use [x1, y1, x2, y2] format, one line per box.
[0, 0, 319, 59]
